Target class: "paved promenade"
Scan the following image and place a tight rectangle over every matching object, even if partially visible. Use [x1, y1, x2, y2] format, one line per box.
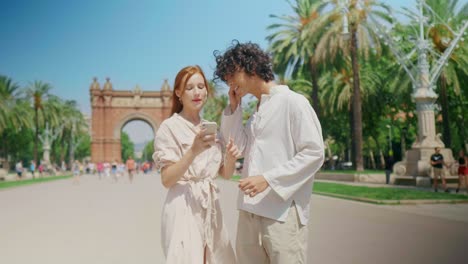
[0, 173, 467, 264]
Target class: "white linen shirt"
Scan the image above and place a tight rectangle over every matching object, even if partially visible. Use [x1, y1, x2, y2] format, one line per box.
[220, 85, 324, 225]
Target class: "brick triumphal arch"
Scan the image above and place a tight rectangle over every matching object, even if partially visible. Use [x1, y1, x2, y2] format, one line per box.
[89, 77, 172, 163]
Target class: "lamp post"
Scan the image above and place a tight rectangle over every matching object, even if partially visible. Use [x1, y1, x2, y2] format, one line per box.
[386, 125, 392, 156]
[340, 0, 350, 40]
[356, 0, 467, 177]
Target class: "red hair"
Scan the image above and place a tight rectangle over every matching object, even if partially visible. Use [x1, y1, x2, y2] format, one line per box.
[171, 65, 212, 115]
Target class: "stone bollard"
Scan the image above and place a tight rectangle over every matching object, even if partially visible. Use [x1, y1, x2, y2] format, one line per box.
[0, 168, 6, 181]
[416, 176, 431, 187]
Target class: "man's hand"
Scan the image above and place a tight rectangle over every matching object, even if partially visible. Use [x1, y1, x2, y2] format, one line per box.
[228, 84, 241, 113]
[226, 137, 242, 163]
[239, 175, 269, 197]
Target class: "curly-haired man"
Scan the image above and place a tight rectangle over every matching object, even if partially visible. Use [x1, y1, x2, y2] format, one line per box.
[215, 41, 324, 263]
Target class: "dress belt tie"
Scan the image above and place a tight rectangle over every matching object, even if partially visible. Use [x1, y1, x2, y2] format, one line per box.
[179, 177, 219, 251]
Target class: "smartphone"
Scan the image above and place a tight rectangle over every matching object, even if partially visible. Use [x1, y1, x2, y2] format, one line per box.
[201, 121, 218, 135]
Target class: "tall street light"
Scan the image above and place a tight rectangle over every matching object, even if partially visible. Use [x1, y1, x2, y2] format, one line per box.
[364, 0, 467, 178]
[386, 125, 392, 156]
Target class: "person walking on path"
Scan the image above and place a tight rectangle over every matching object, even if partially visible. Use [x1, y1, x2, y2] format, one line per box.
[456, 149, 468, 193]
[125, 156, 136, 183]
[72, 160, 81, 185]
[430, 147, 449, 192]
[214, 41, 324, 264]
[111, 159, 118, 182]
[29, 161, 36, 178]
[384, 155, 394, 184]
[153, 65, 239, 263]
[15, 161, 23, 180]
[96, 161, 104, 180]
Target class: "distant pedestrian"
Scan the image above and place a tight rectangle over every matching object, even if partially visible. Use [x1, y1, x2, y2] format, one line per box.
[104, 161, 111, 179]
[384, 155, 394, 184]
[73, 160, 81, 185]
[126, 156, 136, 183]
[29, 161, 36, 178]
[111, 159, 118, 182]
[15, 161, 23, 180]
[430, 147, 449, 192]
[456, 149, 468, 193]
[97, 161, 104, 179]
[38, 163, 44, 176]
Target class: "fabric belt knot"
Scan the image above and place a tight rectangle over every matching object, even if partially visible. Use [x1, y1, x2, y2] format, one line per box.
[182, 176, 219, 251]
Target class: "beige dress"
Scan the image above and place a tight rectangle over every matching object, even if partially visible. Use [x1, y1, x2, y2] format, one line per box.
[153, 113, 236, 264]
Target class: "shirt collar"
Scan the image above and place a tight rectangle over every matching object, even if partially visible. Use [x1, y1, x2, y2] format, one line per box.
[257, 85, 289, 110]
[260, 85, 289, 100]
[270, 85, 289, 95]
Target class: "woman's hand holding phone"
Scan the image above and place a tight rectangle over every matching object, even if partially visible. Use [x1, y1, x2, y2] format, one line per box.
[191, 122, 218, 156]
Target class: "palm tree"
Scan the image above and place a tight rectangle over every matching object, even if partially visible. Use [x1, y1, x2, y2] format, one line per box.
[25, 81, 53, 168]
[318, 55, 384, 162]
[0, 76, 24, 132]
[49, 99, 81, 165]
[315, 0, 392, 171]
[57, 100, 88, 168]
[267, 0, 325, 117]
[424, 0, 468, 148]
[0, 76, 33, 164]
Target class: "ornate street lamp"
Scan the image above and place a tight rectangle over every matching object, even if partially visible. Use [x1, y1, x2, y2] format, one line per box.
[342, 0, 467, 181]
[386, 125, 393, 156]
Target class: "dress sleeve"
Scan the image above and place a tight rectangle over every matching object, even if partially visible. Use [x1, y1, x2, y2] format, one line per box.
[152, 123, 180, 170]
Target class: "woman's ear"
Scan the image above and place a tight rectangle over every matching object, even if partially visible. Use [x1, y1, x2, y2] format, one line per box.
[175, 89, 181, 98]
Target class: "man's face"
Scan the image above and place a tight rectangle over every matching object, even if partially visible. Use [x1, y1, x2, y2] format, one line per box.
[435, 147, 441, 153]
[226, 71, 250, 98]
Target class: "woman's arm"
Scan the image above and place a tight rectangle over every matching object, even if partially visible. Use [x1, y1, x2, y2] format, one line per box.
[161, 148, 197, 188]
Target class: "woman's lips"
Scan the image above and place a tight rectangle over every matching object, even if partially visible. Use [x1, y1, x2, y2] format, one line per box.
[192, 99, 202, 103]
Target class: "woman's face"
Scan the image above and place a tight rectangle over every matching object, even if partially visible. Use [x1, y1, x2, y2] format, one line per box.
[176, 73, 207, 113]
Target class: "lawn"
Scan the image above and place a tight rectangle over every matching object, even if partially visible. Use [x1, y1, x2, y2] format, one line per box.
[0, 175, 72, 189]
[319, 170, 384, 174]
[313, 181, 468, 201]
[229, 176, 468, 202]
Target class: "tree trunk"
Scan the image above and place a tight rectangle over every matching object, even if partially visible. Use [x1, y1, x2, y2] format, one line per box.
[349, 102, 355, 164]
[33, 108, 39, 179]
[439, 73, 451, 148]
[309, 53, 320, 118]
[369, 149, 376, 170]
[69, 129, 74, 170]
[350, 28, 364, 171]
[457, 101, 467, 152]
[379, 149, 385, 169]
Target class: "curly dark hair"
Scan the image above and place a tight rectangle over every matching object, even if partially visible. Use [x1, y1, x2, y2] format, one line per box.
[213, 40, 274, 83]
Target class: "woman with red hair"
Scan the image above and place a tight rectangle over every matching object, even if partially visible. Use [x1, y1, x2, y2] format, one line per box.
[153, 65, 238, 263]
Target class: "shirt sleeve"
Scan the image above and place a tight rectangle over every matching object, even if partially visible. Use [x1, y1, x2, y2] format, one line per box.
[152, 124, 180, 170]
[220, 104, 248, 156]
[263, 95, 325, 201]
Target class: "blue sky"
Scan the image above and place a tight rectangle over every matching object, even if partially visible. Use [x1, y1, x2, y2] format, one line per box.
[0, 0, 427, 143]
